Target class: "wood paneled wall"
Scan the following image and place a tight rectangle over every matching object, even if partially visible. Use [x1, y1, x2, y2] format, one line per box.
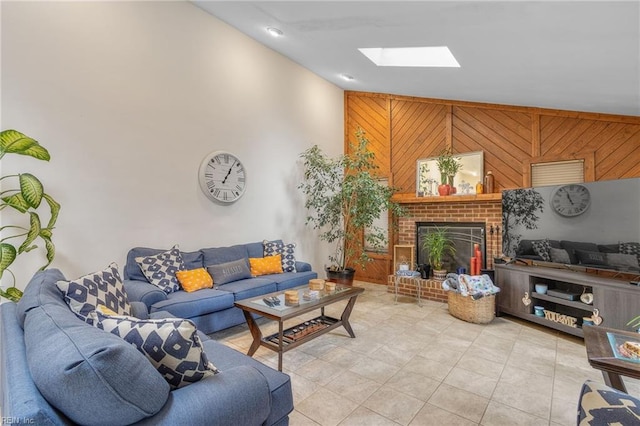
[345, 91, 640, 283]
[345, 91, 640, 193]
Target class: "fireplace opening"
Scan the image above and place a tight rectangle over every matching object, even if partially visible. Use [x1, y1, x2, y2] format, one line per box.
[416, 222, 486, 274]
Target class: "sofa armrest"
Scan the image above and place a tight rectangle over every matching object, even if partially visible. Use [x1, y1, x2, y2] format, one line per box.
[123, 279, 167, 309]
[295, 261, 312, 273]
[578, 380, 640, 424]
[137, 365, 271, 426]
[130, 301, 150, 319]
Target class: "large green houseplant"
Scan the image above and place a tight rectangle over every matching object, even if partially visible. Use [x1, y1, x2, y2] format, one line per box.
[299, 129, 404, 284]
[422, 226, 456, 281]
[0, 130, 60, 302]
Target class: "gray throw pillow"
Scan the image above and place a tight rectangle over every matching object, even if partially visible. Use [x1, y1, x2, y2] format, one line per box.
[607, 253, 640, 270]
[207, 258, 252, 286]
[575, 249, 607, 266]
[550, 248, 571, 264]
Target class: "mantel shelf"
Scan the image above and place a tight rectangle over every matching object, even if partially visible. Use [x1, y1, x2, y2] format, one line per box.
[392, 193, 502, 204]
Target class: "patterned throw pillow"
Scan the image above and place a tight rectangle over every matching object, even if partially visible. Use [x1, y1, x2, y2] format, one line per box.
[175, 268, 213, 292]
[95, 308, 218, 390]
[56, 263, 131, 325]
[249, 254, 283, 276]
[531, 239, 552, 262]
[263, 240, 297, 273]
[620, 242, 640, 264]
[135, 245, 185, 294]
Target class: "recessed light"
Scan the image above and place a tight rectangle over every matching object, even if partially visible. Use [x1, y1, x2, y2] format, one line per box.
[340, 74, 355, 81]
[266, 27, 283, 37]
[358, 46, 460, 68]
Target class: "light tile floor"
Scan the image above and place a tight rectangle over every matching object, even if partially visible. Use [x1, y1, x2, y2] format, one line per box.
[210, 281, 640, 425]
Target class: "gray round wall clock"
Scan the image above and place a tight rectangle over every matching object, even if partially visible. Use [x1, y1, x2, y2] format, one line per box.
[198, 151, 246, 204]
[550, 184, 591, 217]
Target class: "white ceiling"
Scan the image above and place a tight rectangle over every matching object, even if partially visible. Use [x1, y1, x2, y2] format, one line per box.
[194, 1, 640, 117]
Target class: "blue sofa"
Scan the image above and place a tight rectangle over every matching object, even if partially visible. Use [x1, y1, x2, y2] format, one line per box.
[122, 241, 318, 334]
[0, 269, 294, 425]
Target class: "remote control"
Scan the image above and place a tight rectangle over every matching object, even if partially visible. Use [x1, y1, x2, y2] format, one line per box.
[263, 298, 275, 307]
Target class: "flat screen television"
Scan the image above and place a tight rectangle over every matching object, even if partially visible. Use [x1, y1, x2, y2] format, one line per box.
[501, 177, 640, 278]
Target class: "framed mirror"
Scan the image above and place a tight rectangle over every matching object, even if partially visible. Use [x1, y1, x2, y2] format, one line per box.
[416, 151, 484, 196]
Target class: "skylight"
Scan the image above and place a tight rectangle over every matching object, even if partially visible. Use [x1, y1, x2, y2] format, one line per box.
[358, 46, 460, 68]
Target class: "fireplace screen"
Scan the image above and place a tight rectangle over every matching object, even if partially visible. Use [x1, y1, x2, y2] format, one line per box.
[416, 222, 486, 274]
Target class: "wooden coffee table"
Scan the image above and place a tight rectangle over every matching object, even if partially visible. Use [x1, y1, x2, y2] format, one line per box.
[234, 284, 364, 371]
[583, 325, 640, 392]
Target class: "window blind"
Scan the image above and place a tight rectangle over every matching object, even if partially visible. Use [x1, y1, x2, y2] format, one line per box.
[531, 159, 584, 186]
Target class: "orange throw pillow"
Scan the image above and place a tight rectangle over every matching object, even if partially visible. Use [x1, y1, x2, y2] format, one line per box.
[175, 268, 213, 292]
[250, 255, 283, 276]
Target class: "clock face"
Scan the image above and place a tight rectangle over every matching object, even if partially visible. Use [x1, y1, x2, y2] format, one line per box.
[198, 151, 246, 203]
[550, 184, 591, 217]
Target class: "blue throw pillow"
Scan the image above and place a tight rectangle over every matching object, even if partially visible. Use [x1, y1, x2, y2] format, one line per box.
[206, 258, 252, 286]
[24, 304, 169, 425]
[263, 240, 297, 273]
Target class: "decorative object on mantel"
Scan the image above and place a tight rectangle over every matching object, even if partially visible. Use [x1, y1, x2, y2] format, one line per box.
[421, 226, 456, 280]
[416, 151, 484, 197]
[484, 171, 495, 193]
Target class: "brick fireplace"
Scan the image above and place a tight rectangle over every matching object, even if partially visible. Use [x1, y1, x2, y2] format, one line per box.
[388, 195, 502, 303]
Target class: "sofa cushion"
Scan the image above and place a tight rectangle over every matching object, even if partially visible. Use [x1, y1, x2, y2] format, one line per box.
[24, 303, 169, 425]
[246, 241, 266, 258]
[176, 268, 213, 292]
[269, 271, 318, 291]
[149, 288, 235, 319]
[56, 262, 131, 325]
[598, 243, 620, 254]
[207, 258, 252, 286]
[203, 339, 292, 425]
[217, 278, 277, 301]
[250, 255, 283, 276]
[263, 240, 297, 273]
[135, 245, 185, 294]
[202, 244, 249, 266]
[16, 268, 67, 328]
[124, 247, 203, 282]
[560, 241, 599, 264]
[96, 309, 218, 390]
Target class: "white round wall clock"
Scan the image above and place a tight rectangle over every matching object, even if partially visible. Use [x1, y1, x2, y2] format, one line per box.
[550, 184, 591, 217]
[198, 151, 246, 204]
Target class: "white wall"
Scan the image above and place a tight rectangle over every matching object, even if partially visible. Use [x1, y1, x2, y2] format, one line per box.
[0, 1, 344, 289]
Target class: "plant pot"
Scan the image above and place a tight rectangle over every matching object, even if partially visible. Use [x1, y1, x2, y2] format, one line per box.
[433, 269, 447, 281]
[325, 267, 355, 286]
[437, 184, 451, 196]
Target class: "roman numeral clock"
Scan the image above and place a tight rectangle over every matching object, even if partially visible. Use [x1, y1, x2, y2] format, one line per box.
[198, 151, 246, 204]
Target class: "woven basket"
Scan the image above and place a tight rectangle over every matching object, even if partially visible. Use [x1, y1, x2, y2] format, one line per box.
[447, 292, 495, 324]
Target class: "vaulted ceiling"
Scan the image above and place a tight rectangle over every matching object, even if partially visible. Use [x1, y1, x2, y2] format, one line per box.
[194, 1, 640, 116]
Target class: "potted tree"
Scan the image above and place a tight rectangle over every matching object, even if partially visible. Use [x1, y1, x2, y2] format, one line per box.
[299, 128, 404, 285]
[422, 226, 456, 281]
[0, 129, 60, 302]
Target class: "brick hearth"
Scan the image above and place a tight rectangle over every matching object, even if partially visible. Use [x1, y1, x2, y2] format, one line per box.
[387, 195, 502, 302]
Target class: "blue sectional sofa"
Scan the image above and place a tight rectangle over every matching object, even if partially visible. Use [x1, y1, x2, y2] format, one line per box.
[0, 269, 294, 425]
[122, 241, 318, 334]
